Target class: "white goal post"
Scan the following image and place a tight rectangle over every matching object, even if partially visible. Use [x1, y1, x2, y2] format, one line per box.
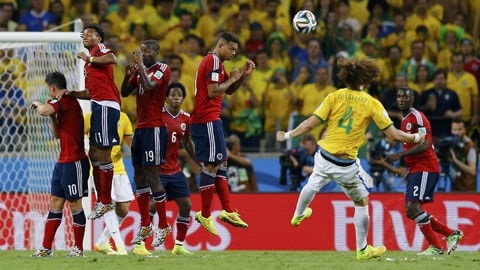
[0, 31, 93, 251]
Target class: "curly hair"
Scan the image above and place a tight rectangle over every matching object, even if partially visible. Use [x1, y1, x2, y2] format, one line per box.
[337, 58, 380, 90]
[82, 23, 105, 43]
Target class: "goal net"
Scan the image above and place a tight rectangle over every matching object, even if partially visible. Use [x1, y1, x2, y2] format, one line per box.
[0, 32, 88, 250]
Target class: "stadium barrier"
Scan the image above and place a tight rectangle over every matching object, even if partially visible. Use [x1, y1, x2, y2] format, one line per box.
[1, 193, 478, 251]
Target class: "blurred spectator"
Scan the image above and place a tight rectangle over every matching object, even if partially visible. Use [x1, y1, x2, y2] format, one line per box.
[0, 3, 17, 31]
[262, 68, 295, 152]
[0, 72, 26, 152]
[405, 0, 441, 41]
[436, 24, 464, 69]
[366, 133, 404, 192]
[160, 10, 200, 55]
[461, 38, 480, 90]
[292, 38, 328, 83]
[129, 0, 156, 19]
[258, 0, 291, 40]
[296, 67, 336, 140]
[249, 49, 273, 113]
[378, 45, 403, 89]
[400, 40, 436, 82]
[266, 32, 291, 73]
[382, 73, 418, 128]
[363, 0, 394, 38]
[336, 0, 361, 38]
[123, 21, 148, 55]
[17, 0, 56, 31]
[334, 23, 358, 58]
[196, 0, 224, 51]
[447, 52, 479, 126]
[173, 0, 206, 21]
[225, 5, 250, 46]
[91, 0, 111, 20]
[419, 69, 462, 139]
[226, 134, 258, 192]
[244, 22, 265, 60]
[448, 118, 477, 191]
[410, 64, 434, 93]
[179, 34, 204, 80]
[105, 0, 137, 41]
[147, 0, 179, 41]
[226, 78, 262, 150]
[381, 11, 416, 60]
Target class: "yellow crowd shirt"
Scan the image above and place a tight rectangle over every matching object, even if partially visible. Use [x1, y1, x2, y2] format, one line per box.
[447, 71, 479, 120]
[84, 112, 133, 175]
[314, 89, 393, 159]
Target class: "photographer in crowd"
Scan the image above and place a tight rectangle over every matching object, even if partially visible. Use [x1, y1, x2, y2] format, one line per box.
[226, 134, 258, 192]
[448, 118, 477, 192]
[279, 134, 338, 192]
[366, 133, 403, 192]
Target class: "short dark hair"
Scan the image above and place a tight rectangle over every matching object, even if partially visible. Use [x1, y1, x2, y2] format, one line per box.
[167, 82, 186, 97]
[45, 71, 67, 89]
[396, 87, 415, 96]
[219, 32, 239, 44]
[433, 69, 447, 80]
[83, 23, 106, 43]
[452, 118, 465, 124]
[142, 39, 160, 52]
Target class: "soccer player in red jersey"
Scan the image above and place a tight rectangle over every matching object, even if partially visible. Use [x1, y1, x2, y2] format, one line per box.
[190, 32, 255, 235]
[31, 72, 89, 258]
[386, 88, 464, 255]
[121, 39, 172, 247]
[73, 24, 120, 220]
[160, 82, 195, 255]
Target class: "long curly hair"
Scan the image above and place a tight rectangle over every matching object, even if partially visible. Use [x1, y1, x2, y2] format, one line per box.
[337, 58, 380, 90]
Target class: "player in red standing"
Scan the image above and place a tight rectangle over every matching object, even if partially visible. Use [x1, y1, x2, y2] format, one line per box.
[160, 82, 195, 255]
[121, 39, 172, 247]
[191, 32, 255, 235]
[74, 24, 120, 223]
[386, 87, 464, 255]
[31, 72, 89, 257]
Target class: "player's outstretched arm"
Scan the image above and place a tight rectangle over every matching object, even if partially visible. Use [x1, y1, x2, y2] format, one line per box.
[277, 115, 322, 141]
[31, 101, 59, 138]
[68, 89, 91, 100]
[383, 125, 425, 144]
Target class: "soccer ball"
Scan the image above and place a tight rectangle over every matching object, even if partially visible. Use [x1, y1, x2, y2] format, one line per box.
[292, 10, 317, 34]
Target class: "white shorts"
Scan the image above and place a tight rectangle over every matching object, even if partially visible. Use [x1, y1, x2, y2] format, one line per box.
[90, 174, 135, 203]
[308, 151, 372, 202]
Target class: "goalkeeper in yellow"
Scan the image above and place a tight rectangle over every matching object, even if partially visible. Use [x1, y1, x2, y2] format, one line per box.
[85, 111, 150, 256]
[277, 58, 426, 260]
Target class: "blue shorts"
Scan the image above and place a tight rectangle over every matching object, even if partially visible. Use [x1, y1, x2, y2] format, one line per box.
[405, 172, 439, 203]
[160, 171, 190, 201]
[191, 120, 227, 163]
[51, 157, 90, 200]
[90, 102, 120, 147]
[131, 126, 167, 166]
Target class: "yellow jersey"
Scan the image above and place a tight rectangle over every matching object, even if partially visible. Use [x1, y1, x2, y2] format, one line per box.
[314, 89, 393, 159]
[447, 71, 479, 121]
[84, 112, 133, 175]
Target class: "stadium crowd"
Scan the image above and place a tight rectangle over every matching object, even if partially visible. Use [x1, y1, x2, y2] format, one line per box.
[1, 0, 479, 192]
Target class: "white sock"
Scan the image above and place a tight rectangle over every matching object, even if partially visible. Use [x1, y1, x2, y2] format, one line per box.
[175, 240, 184, 246]
[294, 183, 316, 217]
[97, 214, 125, 245]
[103, 210, 124, 247]
[354, 205, 369, 250]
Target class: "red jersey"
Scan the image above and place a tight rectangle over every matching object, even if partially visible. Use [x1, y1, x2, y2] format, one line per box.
[191, 53, 228, 124]
[85, 43, 120, 104]
[161, 108, 191, 175]
[464, 58, 480, 88]
[48, 95, 87, 163]
[133, 62, 171, 129]
[401, 108, 440, 173]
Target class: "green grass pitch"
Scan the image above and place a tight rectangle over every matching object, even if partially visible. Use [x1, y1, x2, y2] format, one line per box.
[0, 250, 478, 270]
